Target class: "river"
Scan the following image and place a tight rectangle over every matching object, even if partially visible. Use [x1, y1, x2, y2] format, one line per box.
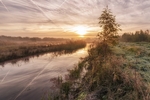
[0, 46, 88, 100]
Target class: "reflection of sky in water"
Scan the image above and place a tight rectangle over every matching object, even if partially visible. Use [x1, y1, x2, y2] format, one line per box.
[0, 47, 88, 100]
[76, 48, 87, 54]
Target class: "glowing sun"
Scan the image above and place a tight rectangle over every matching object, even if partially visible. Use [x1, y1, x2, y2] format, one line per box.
[74, 26, 87, 36]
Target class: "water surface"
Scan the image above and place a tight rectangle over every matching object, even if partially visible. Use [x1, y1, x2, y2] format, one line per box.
[0, 47, 88, 100]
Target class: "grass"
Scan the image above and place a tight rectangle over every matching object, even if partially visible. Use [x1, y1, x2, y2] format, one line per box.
[47, 42, 150, 100]
[113, 42, 150, 83]
[0, 40, 86, 63]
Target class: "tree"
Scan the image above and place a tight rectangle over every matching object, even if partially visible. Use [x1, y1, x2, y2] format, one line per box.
[98, 7, 121, 45]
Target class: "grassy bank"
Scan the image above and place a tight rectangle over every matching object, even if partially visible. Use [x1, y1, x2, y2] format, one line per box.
[112, 42, 150, 83]
[47, 42, 150, 100]
[0, 40, 86, 63]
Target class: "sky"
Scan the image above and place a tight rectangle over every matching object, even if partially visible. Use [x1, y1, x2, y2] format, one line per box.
[0, 0, 150, 38]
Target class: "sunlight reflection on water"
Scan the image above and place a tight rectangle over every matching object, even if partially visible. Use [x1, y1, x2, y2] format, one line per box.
[0, 46, 89, 100]
[76, 48, 86, 54]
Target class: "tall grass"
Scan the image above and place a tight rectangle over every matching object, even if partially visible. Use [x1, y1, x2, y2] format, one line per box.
[47, 41, 150, 100]
[0, 40, 86, 63]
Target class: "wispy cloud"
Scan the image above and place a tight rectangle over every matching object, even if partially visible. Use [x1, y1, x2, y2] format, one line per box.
[0, 0, 9, 12]
[0, 0, 150, 36]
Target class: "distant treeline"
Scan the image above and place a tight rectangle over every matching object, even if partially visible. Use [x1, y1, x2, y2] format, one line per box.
[0, 35, 68, 41]
[120, 30, 150, 42]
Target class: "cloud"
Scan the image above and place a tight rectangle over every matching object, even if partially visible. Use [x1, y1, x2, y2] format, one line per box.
[0, 0, 150, 36]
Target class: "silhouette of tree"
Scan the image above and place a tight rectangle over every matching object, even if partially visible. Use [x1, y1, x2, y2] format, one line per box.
[98, 7, 121, 45]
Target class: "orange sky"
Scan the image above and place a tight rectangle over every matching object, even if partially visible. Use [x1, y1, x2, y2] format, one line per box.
[0, 0, 150, 38]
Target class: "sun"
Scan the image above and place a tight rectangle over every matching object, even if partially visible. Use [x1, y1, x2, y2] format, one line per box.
[74, 26, 87, 36]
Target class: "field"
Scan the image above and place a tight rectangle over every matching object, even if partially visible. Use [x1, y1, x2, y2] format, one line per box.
[47, 42, 150, 100]
[0, 38, 86, 63]
[113, 42, 150, 83]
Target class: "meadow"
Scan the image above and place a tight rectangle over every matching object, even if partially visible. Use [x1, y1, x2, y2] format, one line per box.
[0, 37, 86, 63]
[45, 42, 150, 100]
[113, 42, 150, 83]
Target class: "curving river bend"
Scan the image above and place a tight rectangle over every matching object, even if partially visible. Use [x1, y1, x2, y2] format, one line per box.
[0, 46, 88, 100]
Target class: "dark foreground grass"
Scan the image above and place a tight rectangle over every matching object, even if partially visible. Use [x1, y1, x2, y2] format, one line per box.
[46, 42, 150, 100]
[0, 40, 86, 63]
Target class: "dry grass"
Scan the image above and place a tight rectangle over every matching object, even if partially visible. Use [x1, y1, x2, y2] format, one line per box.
[46, 42, 150, 100]
[0, 40, 86, 63]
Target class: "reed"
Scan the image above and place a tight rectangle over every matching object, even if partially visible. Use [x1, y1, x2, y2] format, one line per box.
[0, 40, 86, 63]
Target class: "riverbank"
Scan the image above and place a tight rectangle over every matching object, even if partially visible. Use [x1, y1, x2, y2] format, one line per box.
[0, 46, 88, 100]
[47, 42, 150, 100]
[0, 40, 86, 63]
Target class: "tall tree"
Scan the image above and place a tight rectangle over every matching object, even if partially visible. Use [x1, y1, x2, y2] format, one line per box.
[98, 7, 121, 45]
